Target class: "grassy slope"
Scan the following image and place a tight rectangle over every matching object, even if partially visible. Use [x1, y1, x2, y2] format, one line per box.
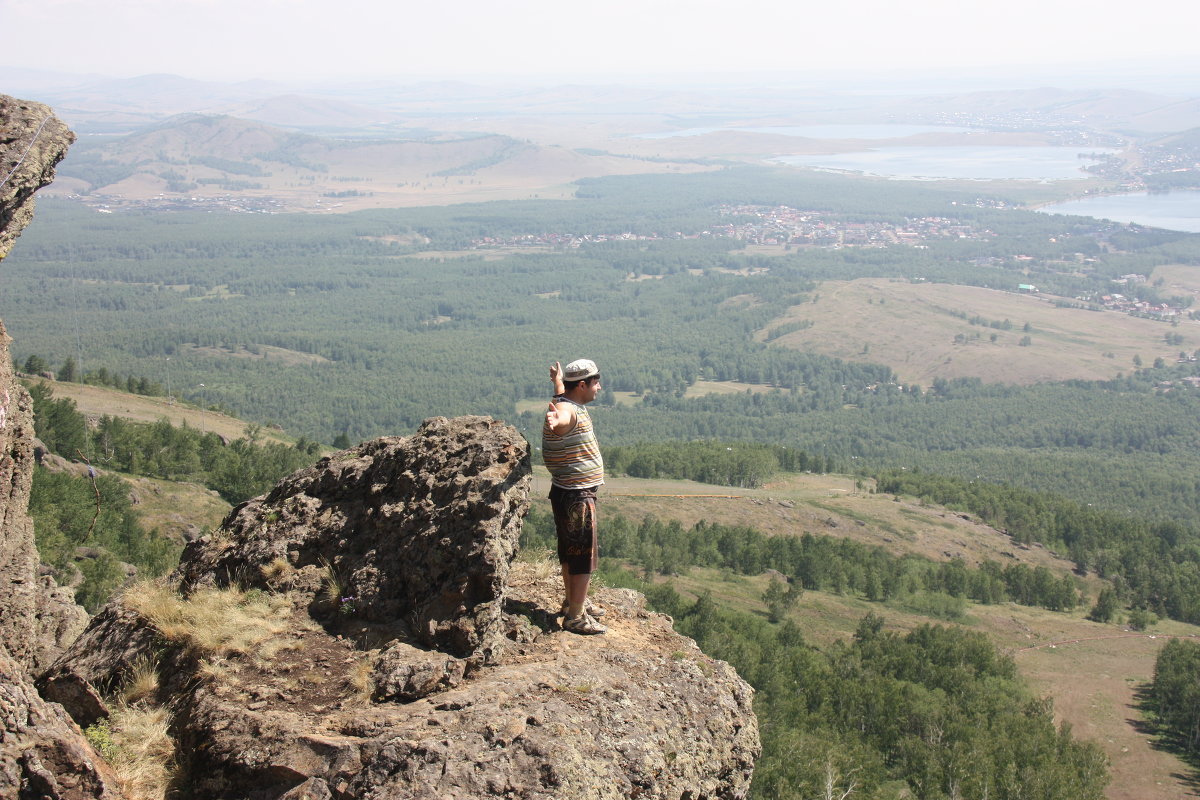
[762, 276, 1196, 386]
[31, 378, 294, 445]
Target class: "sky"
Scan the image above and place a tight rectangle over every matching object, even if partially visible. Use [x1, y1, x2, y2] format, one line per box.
[2, 0, 1198, 86]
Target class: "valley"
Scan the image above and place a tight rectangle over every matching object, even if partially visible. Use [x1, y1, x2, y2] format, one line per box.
[6, 71, 1200, 800]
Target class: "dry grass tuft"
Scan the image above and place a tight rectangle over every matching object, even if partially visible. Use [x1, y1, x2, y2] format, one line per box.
[120, 657, 160, 706]
[513, 546, 559, 583]
[318, 557, 344, 608]
[349, 656, 375, 705]
[94, 703, 177, 800]
[123, 580, 294, 658]
[260, 556, 293, 583]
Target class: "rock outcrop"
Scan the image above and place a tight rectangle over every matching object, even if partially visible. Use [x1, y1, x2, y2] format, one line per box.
[0, 95, 74, 261]
[1, 94, 83, 673]
[1, 95, 121, 800]
[43, 416, 760, 799]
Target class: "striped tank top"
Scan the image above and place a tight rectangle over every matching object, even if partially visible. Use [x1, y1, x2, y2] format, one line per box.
[542, 397, 604, 490]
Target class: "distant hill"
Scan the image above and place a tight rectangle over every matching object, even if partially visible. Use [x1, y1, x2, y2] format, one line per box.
[904, 87, 1200, 133]
[216, 94, 403, 129]
[49, 112, 711, 210]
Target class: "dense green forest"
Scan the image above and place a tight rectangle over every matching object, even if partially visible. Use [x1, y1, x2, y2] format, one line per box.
[604, 572, 1109, 800]
[604, 440, 837, 487]
[1148, 639, 1200, 758]
[877, 470, 1200, 624]
[4, 169, 1200, 528]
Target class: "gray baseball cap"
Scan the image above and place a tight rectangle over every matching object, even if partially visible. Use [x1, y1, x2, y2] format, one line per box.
[563, 358, 599, 381]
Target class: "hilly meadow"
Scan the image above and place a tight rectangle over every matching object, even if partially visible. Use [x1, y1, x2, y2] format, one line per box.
[7, 89, 1200, 799]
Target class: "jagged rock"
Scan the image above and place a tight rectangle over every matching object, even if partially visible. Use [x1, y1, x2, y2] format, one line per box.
[0, 95, 74, 261]
[0, 332, 41, 670]
[175, 415, 531, 662]
[38, 603, 164, 729]
[0, 97, 112, 800]
[0, 646, 123, 800]
[1, 94, 83, 676]
[46, 416, 759, 799]
[35, 577, 90, 674]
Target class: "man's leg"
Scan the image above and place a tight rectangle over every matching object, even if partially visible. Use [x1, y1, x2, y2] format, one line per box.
[566, 571, 591, 618]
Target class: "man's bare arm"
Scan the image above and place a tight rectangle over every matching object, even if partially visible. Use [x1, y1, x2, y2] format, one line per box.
[545, 401, 577, 435]
[549, 361, 565, 396]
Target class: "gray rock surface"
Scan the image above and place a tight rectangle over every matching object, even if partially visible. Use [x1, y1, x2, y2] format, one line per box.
[46, 416, 760, 799]
[1, 94, 84, 674]
[1, 647, 122, 800]
[0, 95, 74, 260]
[1, 93, 121, 800]
[175, 415, 531, 661]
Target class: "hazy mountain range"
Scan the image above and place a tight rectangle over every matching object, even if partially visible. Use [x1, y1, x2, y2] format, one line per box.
[6, 67, 1200, 135]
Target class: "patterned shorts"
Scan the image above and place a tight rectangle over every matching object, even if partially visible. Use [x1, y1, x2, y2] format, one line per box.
[549, 485, 599, 575]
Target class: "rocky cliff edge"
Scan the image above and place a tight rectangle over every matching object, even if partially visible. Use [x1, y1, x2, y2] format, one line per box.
[40, 416, 760, 799]
[1, 95, 121, 799]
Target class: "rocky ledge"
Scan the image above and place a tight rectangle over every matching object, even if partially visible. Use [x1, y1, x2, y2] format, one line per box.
[40, 416, 760, 799]
[1, 95, 116, 800]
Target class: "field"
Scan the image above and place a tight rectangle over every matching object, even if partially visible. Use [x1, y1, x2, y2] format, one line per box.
[763, 277, 1197, 385]
[120, 473, 231, 542]
[27, 378, 294, 445]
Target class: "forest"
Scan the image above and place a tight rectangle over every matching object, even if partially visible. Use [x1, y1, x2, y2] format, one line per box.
[1148, 639, 1200, 759]
[594, 569, 1109, 800]
[5, 168, 1200, 534]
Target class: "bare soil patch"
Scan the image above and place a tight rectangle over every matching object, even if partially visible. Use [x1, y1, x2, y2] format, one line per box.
[684, 379, 777, 398]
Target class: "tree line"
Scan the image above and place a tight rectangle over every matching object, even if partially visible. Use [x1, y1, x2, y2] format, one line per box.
[604, 440, 836, 488]
[877, 469, 1200, 625]
[522, 510, 1082, 617]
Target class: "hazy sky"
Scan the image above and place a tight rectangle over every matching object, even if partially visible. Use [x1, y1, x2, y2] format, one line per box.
[2, 0, 1197, 85]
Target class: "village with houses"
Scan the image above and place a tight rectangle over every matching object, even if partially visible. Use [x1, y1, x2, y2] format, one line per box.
[470, 203, 999, 251]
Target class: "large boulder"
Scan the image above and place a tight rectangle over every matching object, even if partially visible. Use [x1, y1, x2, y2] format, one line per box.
[174, 415, 531, 661]
[44, 416, 760, 799]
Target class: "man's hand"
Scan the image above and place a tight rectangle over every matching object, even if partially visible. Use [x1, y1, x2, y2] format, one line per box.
[550, 361, 565, 395]
[545, 401, 574, 434]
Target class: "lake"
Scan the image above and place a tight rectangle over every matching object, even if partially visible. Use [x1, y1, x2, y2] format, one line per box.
[774, 146, 1118, 181]
[1037, 190, 1200, 233]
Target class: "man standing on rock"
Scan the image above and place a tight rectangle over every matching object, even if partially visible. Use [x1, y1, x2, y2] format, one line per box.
[543, 358, 608, 635]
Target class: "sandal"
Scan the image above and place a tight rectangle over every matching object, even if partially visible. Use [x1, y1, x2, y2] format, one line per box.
[560, 599, 606, 618]
[563, 612, 607, 635]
